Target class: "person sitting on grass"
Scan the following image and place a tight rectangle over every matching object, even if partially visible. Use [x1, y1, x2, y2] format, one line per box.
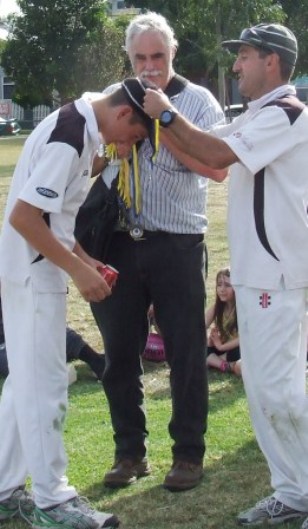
[205, 267, 241, 375]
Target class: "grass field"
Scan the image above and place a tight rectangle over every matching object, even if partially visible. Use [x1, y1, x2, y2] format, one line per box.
[0, 136, 300, 529]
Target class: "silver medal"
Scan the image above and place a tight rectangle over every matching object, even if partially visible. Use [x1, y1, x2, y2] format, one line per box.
[129, 226, 144, 240]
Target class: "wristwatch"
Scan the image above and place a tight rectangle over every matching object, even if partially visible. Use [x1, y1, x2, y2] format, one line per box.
[159, 108, 178, 128]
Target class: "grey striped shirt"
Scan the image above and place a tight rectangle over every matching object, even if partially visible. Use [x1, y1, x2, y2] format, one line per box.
[103, 79, 224, 234]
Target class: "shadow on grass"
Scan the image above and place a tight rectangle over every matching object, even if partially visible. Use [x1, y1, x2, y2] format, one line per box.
[80, 438, 278, 529]
[77, 364, 277, 529]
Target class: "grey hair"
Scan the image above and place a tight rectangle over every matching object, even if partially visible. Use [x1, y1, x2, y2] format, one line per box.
[125, 11, 178, 55]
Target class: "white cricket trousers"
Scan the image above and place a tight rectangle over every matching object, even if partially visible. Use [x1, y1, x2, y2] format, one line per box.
[0, 279, 76, 508]
[235, 284, 308, 511]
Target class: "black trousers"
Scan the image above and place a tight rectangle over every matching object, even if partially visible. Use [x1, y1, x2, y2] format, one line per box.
[91, 231, 208, 463]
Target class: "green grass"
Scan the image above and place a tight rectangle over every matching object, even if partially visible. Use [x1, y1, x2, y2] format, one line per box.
[0, 136, 25, 179]
[0, 136, 300, 529]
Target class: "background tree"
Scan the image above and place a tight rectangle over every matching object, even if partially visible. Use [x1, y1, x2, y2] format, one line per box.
[279, 0, 308, 75]
[1, 0, 128, 107]
[75, 15, 133, 94]
[0, 39, 5, 60]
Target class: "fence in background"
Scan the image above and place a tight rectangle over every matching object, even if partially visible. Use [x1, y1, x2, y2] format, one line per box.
[0, 100, 52, 128]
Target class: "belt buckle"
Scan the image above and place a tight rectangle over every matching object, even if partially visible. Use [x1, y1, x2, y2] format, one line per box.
[129, 226, 144, 240]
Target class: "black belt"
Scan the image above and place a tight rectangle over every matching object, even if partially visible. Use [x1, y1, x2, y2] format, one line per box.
[114, 228, 202, 242]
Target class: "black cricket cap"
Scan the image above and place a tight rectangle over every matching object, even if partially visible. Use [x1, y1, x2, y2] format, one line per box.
[121, 77, 156, 147]
[222, 23, 298, 66]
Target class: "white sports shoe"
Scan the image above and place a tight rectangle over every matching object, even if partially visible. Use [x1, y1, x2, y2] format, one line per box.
[238, 496, 307, 525]
[20, 495, 119, 529]
[0, 487, 34, 521]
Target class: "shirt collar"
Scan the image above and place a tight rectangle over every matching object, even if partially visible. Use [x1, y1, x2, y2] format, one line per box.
[247, 84, 296, 114]
[75, 95, 100, 149]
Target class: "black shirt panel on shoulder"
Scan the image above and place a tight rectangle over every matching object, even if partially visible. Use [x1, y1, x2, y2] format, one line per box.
[47, 102, 86, 158]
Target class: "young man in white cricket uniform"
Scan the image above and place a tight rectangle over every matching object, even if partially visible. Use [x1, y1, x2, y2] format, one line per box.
[0, 79, 152, 529]
[143, 23, 308, 527]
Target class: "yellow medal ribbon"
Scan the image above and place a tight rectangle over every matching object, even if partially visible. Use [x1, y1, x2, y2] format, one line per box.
[107, 125, 160, 215]
[152, 119, 160, 162]
[104, 143, 117, 162]
[118, 158, 131, 209]
[132, 144, 141, 215]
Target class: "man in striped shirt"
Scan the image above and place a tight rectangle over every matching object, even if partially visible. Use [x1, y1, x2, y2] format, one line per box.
[91, 11, 226, 492]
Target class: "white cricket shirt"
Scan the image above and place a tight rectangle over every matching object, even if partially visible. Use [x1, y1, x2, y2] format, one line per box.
[0, 97, 99, 291]
[215, 86, 308, 289]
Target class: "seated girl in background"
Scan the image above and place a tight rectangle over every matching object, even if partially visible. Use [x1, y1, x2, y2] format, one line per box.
[205, 267, 241, 375]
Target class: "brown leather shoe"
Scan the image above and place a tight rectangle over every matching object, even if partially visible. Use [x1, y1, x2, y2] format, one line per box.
[103, 458, 151, 488]
[163, 460, 204, 492]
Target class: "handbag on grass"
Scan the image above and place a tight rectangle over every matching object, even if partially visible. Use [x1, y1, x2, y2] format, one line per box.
[142, 332, 166, 362]
[74, 173, 119, 261]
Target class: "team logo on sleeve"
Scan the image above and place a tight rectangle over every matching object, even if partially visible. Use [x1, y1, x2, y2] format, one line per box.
[36, 187, 59, 198]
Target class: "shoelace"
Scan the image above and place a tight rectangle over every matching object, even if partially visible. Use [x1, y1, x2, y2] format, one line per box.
[256, 497, 289, 517]
[70, 496, 96, 517]
[18, 492, 35, 526]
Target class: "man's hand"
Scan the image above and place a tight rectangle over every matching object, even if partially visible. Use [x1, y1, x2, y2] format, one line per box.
[143, 88, 173, 118]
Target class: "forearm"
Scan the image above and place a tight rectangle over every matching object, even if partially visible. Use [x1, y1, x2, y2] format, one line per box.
[73, 240, 105, 269]
[219, 337, 240, 352]
[143, 88, 238, 169]
[10, 200, 83, 275]
[160, 130, 228, 181]
[91, 154, 109, 177]
[9, 200, 111, 302]
[166, 116, 236, 169]
[73, 240, 95, 265]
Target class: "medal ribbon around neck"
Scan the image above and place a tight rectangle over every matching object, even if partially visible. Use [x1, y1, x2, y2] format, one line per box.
[106, 122, 159, 216]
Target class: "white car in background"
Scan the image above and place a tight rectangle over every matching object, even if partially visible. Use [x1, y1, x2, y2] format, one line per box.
[224, 103, 244, 123]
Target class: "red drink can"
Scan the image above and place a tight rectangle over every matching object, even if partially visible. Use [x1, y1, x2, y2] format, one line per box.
[98, 264, 119, 288]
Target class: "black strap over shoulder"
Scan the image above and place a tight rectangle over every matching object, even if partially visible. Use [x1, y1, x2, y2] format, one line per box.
[261, 93, 305, 125]
[164, 74, 188, 98]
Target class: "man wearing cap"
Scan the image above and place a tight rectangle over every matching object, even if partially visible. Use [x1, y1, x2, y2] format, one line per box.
[0, 79, 151, 529]
[143, 22, 308, 527]
[90, 11, 226, 493]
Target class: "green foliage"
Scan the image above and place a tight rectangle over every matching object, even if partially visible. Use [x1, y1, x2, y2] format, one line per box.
[73, 21, 129, 94]
[0, 40, 6, 60]
[279, 0, 308, 76]
[1, 0, 127, 106]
